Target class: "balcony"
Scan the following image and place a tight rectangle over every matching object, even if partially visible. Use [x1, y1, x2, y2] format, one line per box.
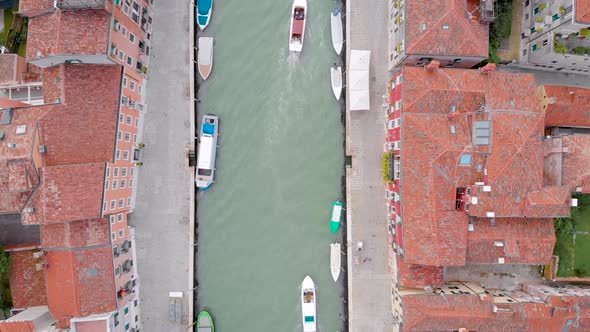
[55, 0, 108, 10]
[553, 30, 590, 56]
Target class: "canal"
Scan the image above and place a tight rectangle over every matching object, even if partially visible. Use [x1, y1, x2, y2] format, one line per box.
[195, 0, 346, 330]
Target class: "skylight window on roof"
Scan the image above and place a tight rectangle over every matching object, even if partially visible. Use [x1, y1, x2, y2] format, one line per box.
[442, 24, 450, 30]
[16, 125, 26, 135]
[421, 23, 427, 31]
[460, 154, 472, 165]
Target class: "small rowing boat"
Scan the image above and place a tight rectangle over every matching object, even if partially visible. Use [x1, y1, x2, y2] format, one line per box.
[197, 311, 214, 332]
[195, 114, 219, 190]
[330, 64, 342, 100]
[198, 37, 213, 80]
[301, 276, 316, 332]
[197, 0, 213, 30]
[330, 7, 343, 55]
[330, 199, 343, 233]
[289, 0, 307, 52]
[330, 243, 341, 282]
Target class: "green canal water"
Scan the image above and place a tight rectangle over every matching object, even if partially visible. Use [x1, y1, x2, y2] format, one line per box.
[196, 0, 346, 330]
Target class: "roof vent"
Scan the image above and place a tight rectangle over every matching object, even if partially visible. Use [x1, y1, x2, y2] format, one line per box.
[7, 143, 16, 148]
[15, 125, 26, 135]
[24, 207, 35, 213]
[572, 198, 578, 207]
[421, 23, 427, 31]
[494, 241, 504, 247]
[38, 145, 48, 153]
[0, 108, 13, 125]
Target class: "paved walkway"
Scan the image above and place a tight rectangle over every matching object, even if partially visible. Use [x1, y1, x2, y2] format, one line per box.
[346, 0, 394, 330]
[129, 0, 195, 331]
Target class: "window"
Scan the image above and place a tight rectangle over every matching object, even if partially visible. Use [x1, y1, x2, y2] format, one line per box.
[130, 167, 135, 176]
[128, 197, 132, 206]
[135, 315, 139, 322]
[126, 115, 132, 125]
[135, 118, 139, 127]
[110, 200, 116, 210]
[133, 134, 137, 143]
[138, 85, 142, 94]
[127, 56, 133, 66]
[130, 80, 136, 91]
[121, 179, 126, 188]
[129, 179, 134, 188]
[134, 300, 138, 307]
[103, 201, 107, 211]
[532, 44, 537, 51]
[118, 213, 124, 222]
[125, 323, 130, 331]
[122, 167, 128, 177]
[123, 150, 129, 160]
[106, 167, 111, 177]
[116, 150, 121, 160]
[534, 7, 539, 15]
[123, 77, 128, 87]
[121, 96, 129, 106]
[119, 199, 125, 208]
[119, 113, 124, 123]
[110, 215, 116, 224]
[115, 266, 121, 275]
[132, 1, 140, 23]
[525, 13, 529, 20]
[123, 3, 130, 14]
[113, 180, 118, 189]
[117, 130, 122, 140]
[125, 132, 131, 142]
[112, 232, 116, 240]
[105, 180, 110, 190]
[125, 306, 129, 315]
[523, 49, 527, 56]
[129, 33, 136, 43]
[551, 60, 558, 63]
[114, 167, 119, 177]
[118, 49, 125, 61]
[459, 154, 472, 165]
[121, 26, 127, 36]
[119, 229, 124, 238]
[543, 39, 548, 46]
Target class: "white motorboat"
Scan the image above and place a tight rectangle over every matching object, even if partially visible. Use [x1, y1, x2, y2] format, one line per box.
[195, 114, 218, 190]
[330, 64, 342, 100]
[330, 243, 341, 282]
[289, 0, 307, 52]
[198, 37, 214, 80]
[301, 276, 316, 332]
[330, 7, 343, 55]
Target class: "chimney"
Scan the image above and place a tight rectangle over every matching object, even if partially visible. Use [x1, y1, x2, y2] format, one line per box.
[479, 63, 496, 74]
[424, 60, 440, 71]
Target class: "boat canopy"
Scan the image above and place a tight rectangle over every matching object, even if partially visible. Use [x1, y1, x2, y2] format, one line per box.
[304, 316, 315, 322]
[203, 123, 215, 135]
[349, 50, 371, 111]
[331, 205, 342, 222]
[197, 136, 214, 170]
[197, 0, 212, 15]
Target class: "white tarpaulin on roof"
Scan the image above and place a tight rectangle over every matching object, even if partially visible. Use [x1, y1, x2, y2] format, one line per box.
[349, 50, 371, 111]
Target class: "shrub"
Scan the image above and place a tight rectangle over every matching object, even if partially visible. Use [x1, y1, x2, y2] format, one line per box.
[572, 46, 590, 55]
[540, 2, 547, 10]
[580, 29, 590, 38]
[554, 40, 568, 54]
[559, 6, 566, 16]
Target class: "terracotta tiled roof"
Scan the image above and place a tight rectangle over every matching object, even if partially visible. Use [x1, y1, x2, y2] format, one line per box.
[540, 85, 590, 128]
[576, 0, 590, 23]
[39, 64, 121, 167]
[561, 135, 590, 193]
[0, 321, 35, 332]
[18, 0, 54, 13]
[466, 218, 555, 264]
[399, 67, 571, 267]
[25, 10, 110, 62]
[22, 163, 105, 225]
[397, 257, 444, 288]
[405, 0, 489, 58]
[41, 218, 110, 248]
[9, 250, 47, 308]
[45, 248, 116, 328]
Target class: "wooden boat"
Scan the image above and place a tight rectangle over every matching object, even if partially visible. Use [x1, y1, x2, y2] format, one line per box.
[330, 7, 343, 55]
[195, 114, 219, 190]
[197, 311, 214, 332]
[330, 199, 343, 233]
[330, 243, 341, 282]
[330, 64, 342, 100]
[301, 276, 317, 332]
[198, 37, 214, 80]
[289, 0, 307, 52]
[197, 0, 213, 30]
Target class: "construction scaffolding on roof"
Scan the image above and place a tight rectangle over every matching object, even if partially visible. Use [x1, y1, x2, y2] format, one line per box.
[56, 0, 107, 10]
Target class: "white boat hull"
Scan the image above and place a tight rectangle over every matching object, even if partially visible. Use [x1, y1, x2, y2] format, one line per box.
[289, 0, 307, 52]
[330, 8, 343, 55]
[301, 276, 316, 332]
[331, 66, 342, 100]
[330, 243, 341, 282]
[198, 37, 214, 80]
[195, 114, 218, 190]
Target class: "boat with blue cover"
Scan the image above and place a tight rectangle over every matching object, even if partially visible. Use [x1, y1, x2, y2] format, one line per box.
[195, 114, 218, 190]
[197, 0, 213, 30]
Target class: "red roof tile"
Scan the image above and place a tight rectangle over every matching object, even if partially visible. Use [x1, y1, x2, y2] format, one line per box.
[9, 250, 47, 308]
[0, 321, 35, 332]
[41, 218, 110, 248]
[405, 0, 489, 58]
[0, 54, 26, 86]
[18, 0, 54, 13]
[45, 248, 116, 328]
[541, 85, 590, 128]
[397, 257, 444, 288]
[25, 10, 110, 62]
[561, 135, 590, 193]
[399, 67, 571, 268]
[576, 0, 590, 24]
[22, 163, 105, 225]
[466, 218, 555, 264]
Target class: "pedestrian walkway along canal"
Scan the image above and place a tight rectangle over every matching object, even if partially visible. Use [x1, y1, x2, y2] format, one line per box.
[196, 0, 346, 330]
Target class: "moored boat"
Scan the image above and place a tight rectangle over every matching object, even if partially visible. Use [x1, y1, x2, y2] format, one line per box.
[289, 0, 307, 52]
[330, 64, 342, 100]
[195, 114, 219, 190]
[198, 37, 214, 80]
[330, 7, 343, 55]
[197, 0, 213, 30]
[330, 243, 341, 282]
[330, 199, 343, 233]
[197, 311, 214, 332]
[301, 276, 317, 332]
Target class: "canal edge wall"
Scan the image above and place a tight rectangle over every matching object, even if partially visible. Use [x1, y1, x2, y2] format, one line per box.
[344, 0, 353, 330]
[189, 0, 196, 328]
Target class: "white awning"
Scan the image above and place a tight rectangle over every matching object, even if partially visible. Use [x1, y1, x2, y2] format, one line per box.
[348, 50, 371, 111]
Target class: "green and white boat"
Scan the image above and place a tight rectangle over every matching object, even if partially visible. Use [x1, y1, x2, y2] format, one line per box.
[330, 200, 343, 233]
[197, 311, 214, 332]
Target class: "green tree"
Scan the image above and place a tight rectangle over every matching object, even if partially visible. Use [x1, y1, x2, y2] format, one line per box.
[554, 40, 568, 54]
